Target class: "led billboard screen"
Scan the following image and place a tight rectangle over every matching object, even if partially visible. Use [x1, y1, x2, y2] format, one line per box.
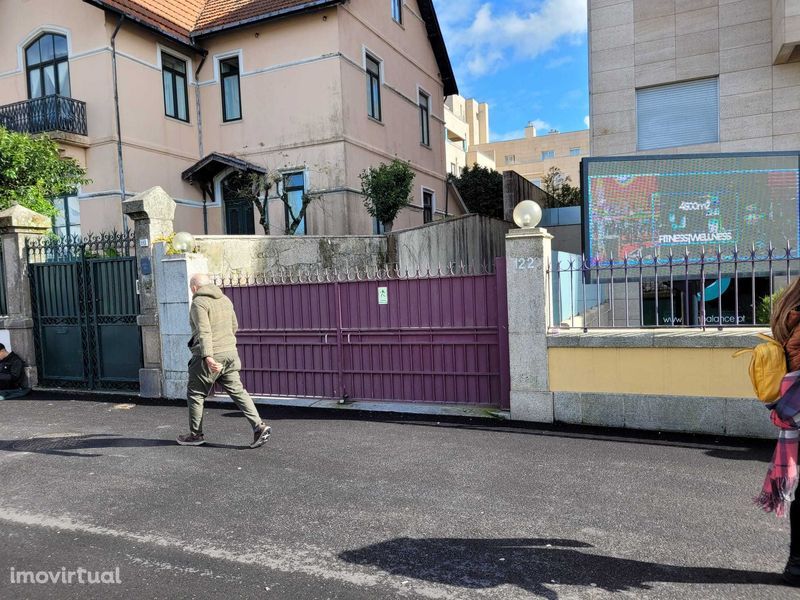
[582, 153, 800, 265]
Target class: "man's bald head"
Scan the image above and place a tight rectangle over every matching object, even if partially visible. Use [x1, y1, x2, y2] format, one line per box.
[190, 273, 211, 292]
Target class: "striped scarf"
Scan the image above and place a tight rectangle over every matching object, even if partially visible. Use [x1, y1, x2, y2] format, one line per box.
[755, 371, 800, 516]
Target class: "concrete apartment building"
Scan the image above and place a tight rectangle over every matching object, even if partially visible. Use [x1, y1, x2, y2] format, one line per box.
[0, 0, 460, 236]
[443, 94, 494, 176]
[589, 0, 800, 157]
[471, 124, 590, 188]
[443, 93, 589, 189]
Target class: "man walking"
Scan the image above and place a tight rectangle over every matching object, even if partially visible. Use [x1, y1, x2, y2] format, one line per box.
[177, 273, 271, 448]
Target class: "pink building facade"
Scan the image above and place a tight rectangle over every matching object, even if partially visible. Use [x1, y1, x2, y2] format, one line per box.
[0, 0, 459, 236]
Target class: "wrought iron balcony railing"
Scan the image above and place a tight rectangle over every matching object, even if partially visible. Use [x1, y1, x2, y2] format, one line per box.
[0, 95, 87, 136]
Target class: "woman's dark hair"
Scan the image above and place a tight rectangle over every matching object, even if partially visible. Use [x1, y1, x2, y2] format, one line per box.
[771, 278, 800, 344]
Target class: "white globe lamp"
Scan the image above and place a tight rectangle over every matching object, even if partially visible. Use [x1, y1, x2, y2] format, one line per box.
[172, 231, 196, 253]
[512, 200, 542, 229]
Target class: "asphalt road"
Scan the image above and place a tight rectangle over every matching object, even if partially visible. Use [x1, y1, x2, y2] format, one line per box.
[0, 392, 795, 600]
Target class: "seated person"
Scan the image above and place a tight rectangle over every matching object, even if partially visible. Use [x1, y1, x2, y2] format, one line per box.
[0, 344, 27, 396]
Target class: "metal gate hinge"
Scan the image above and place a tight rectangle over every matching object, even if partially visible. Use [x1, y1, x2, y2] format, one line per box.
[135, 279, 140, 295]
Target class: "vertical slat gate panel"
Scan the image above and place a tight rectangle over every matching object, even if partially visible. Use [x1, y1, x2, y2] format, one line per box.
[222, 267, 510, 408]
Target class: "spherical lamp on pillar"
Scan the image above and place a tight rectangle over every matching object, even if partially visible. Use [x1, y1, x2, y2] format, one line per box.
[512, 200, 543, 230]
[172, 231, 196, 253]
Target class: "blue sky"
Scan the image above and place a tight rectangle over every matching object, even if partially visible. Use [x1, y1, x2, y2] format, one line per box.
[432, 0, 589, 141]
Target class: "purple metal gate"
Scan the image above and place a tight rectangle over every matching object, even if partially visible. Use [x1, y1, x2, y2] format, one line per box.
[221, 259, 509, 408]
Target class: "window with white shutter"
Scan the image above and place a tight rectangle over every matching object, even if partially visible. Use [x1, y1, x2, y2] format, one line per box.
[636, 78, 719, 151]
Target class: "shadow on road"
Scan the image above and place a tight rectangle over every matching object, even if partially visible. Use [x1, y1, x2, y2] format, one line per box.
[0, 434, 243, 457]
[704, 447, 773, 462]
[338, 537, 780, 599]
[216, 405, 775, 457]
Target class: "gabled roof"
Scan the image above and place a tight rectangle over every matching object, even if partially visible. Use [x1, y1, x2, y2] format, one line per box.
[182, 152, 267, 184]
[84, 0, 342, 45]
[194, 0, 341, 35]
[84, 0, 457, 95]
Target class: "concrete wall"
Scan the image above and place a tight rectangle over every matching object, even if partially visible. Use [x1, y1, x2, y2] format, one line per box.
[195, 214, 510, 275]
[388, 214, 510, 271]
[773, 0, 800, 63]
[195, 234, 389, 275]
[589, 0, 800, 155]
[547, 329, 775, 438]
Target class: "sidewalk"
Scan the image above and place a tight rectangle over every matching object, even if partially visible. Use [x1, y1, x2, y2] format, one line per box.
[0, 392, 791, 599]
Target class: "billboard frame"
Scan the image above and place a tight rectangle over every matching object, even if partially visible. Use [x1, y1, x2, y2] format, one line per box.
[580, 150, 800, 266]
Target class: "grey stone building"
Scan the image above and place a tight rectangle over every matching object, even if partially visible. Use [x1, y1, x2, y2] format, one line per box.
[589, 0, 800, 156]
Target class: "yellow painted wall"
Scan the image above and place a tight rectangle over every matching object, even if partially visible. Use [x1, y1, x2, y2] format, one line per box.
[548, 347, 757, 399]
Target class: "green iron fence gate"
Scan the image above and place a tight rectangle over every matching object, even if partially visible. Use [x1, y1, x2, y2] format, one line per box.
[26, 233, 142, 390]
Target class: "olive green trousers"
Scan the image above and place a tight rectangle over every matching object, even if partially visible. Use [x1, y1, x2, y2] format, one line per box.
[186, 351, 261, 435]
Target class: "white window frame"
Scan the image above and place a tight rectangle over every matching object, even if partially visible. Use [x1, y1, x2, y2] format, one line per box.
[282, 169, 308, 235]
[219, 55, 242, 122]
[158, 47, 193, 123]
[418, 85, 431, 147]
[541, 150, 555, 160]
[391, 0, 403, 24]
[18, 25, 72, 73]
[421, 186, 435, 223]
[212, 49, 244, 82]
[362, 47, 384, 122]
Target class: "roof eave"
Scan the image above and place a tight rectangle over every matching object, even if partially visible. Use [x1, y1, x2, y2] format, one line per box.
[82, 0, 204, 53]
[416, 0, 458, 97]
[191, 0, 345, 39]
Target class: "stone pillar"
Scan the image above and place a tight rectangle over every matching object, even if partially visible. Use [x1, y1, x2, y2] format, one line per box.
[154, 248, 208, 399]
[122, 187, 176, 397]
[0, 205, 51, 387]
[505, 226, 554, 422]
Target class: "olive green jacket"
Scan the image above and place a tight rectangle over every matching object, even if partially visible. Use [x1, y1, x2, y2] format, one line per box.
[189, 285, 238, 358]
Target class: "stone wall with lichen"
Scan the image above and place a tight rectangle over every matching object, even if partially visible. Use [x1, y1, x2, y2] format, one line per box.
[196, 235, 388, 275]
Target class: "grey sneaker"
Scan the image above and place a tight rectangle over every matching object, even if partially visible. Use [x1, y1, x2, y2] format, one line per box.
[250, 422, 271, 449]
[176, 433, 205, 446]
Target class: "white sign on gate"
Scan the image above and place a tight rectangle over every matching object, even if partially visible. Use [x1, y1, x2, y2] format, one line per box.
[377, 286, 388, 305]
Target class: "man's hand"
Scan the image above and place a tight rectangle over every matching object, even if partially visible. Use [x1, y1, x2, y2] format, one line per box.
[205, 357, 222, 373]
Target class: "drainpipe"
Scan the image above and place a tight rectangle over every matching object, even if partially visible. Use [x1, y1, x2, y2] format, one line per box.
[201, 187, 209, 234]
[444, 178, 450, 217]
[195, 54, 208, 234]
[194, 55, 207, 159]
[110, 15, 127, 234]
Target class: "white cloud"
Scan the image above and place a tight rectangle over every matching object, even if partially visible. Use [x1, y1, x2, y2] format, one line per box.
[439, 0, 588, 77]
[546, 55, 574, 69]
[584, 115, 590, 129]
[529, 119, 551, 132]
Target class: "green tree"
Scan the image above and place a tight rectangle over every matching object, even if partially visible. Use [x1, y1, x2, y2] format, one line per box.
[541, 166, 582, 208]
[359, 159, 415, 229]
[451, 164, 503, 219]
[0, 127, 89, 217]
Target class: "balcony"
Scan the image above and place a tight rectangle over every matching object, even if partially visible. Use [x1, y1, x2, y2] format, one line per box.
[0, 95, 87, 137]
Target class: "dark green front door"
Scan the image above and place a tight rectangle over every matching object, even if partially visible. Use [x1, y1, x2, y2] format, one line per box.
[224, 197, 255, 235]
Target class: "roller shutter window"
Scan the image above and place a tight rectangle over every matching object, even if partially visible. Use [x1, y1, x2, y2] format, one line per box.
[636, 78, 719, 151]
